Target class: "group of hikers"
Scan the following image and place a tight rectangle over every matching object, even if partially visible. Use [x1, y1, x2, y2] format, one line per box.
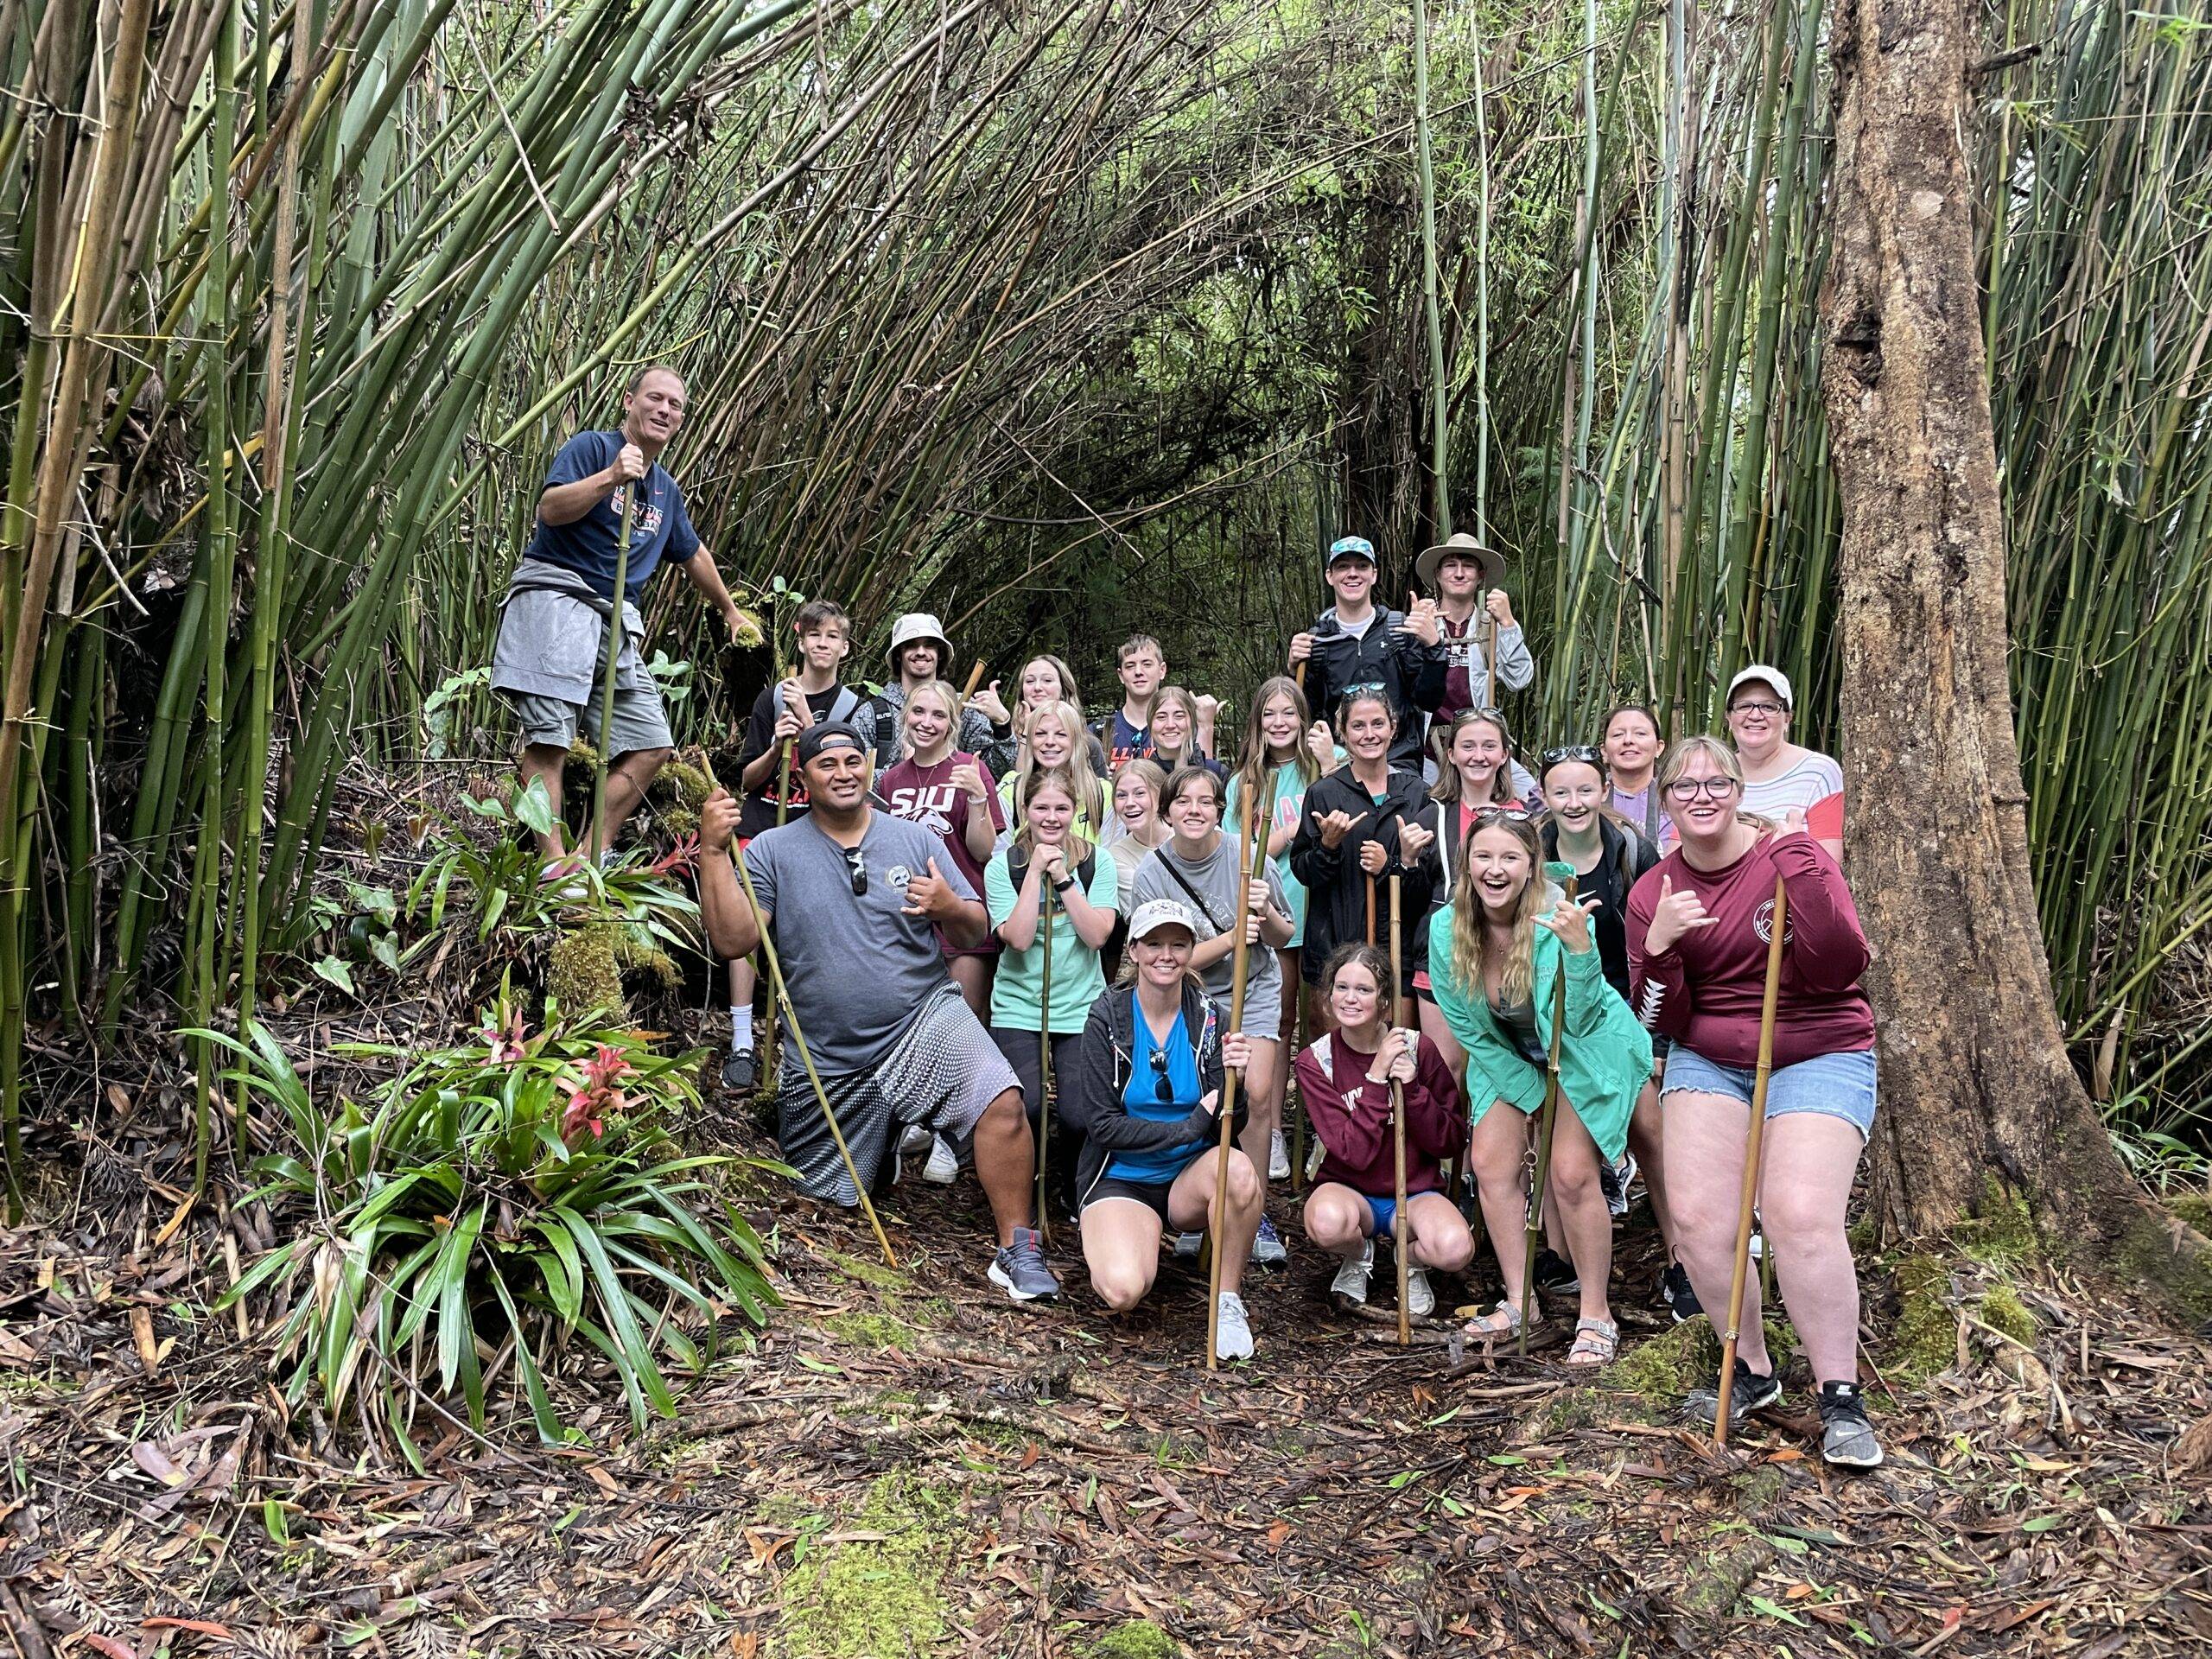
[490, 367, 1885, 1471]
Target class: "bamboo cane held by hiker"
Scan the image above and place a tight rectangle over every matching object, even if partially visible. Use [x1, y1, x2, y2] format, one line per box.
[1205, 779, 1275, 1367]
[1626, 737, 1884, 1470]
[696, 722, 1062, 1307]
[491, 366, 753, 879]
[1715, 872, 1788, 1445]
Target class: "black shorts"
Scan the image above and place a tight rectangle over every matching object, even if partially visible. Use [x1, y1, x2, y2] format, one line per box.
[1083, 1174, 1176, 1223]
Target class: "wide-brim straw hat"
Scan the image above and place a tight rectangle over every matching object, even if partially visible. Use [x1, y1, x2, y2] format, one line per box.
[1415, 532, 1505, 591]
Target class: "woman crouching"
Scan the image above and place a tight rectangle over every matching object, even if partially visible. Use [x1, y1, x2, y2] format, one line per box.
[1059, 899, 1262, 1363]
[1297, 944, 1472, 1318]
[1427, 813, 1653, 1365]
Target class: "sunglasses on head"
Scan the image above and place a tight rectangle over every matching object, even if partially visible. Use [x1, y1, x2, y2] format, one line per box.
[1540, 744, 1604, 772]
[1470, 804, 1532, 828]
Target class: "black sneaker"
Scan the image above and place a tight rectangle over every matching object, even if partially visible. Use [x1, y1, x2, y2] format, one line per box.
[1660, 1262, 1702, 1323]
[1817, 1381, 1885, 1469]
[721, 1047, 757, 1094]
[1599, 1152, 1637, 1218]
[1686, 1358, 1783, 1427]
[1533, 1248, 1580, 1296]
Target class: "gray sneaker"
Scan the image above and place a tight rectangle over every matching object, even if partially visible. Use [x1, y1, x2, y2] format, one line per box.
[1214, 1292, 1255, 1362]
[1330, 1240, 1375, 1306]
[1173, 1230, 1203, 1260]
[988, 1227, 1059, 1303]
[1686, 1359, 1783, 1427]
[1268, 1129, 1291, 1182]
[1250, 1216, 1288, 1267]
[1818, 1382, 1885, 1469]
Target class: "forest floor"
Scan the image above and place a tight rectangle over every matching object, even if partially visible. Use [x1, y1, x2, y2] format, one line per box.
[3, 1057, 2209, 1659]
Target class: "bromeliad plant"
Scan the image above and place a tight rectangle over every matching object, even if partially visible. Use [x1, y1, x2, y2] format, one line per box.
[208, 991, 779, 1459]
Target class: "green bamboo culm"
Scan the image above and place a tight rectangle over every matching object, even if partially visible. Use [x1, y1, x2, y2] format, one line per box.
[590, 481, 640, 861]
[1410, 0, 1451, 537]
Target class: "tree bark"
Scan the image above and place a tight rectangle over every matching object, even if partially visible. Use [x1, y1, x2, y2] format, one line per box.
[1821, 0, 2205, 1305]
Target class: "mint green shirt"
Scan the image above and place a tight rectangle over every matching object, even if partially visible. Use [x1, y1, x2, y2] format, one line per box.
[985, 847, 1121, 1033]
[1226, 756, 1337, 950]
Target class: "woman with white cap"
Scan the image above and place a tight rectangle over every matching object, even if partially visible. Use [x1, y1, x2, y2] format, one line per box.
[853, 612, 999, 769]
[1725, 666, 1844, 861]
[1059, 898, 1262, 1362]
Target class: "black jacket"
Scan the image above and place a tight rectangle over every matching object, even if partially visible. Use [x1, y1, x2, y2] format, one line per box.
[1300, 607, 1446, 772]
[1539, 815, 1660, 999]
[1289, 766, 1442, 988]
[1061, 981, 1242, 1204]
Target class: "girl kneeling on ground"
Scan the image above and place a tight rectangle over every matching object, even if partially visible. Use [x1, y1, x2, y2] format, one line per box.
[1060, 899, 1261, 1363]
[1297, 944, 1472, 1317]
[1428, 813, 1654, 1366]
[1624, 736, 1882, 1470]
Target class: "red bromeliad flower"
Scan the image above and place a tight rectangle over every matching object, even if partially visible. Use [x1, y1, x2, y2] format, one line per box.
[480, 1003, 530, 1065]
[649, 834, 700, 879]
[560, 1043, 635, 1142]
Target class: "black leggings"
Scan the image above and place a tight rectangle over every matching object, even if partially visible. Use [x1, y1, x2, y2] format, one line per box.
[991, 1025, 1085, 1216]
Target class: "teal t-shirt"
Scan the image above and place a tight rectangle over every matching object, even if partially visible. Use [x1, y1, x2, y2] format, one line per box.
[985, 845, 1120, 1033]
[1226, 756, 1337, 950]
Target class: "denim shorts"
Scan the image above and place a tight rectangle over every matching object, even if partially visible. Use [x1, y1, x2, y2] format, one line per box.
[1661, 1045, 1877, 1140]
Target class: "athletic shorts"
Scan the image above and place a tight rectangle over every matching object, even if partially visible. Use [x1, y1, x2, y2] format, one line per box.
[506, 683, 672, 758]
[1083, 1174, 1177, 1223]
[776, 990, 1017, 1205]
[1364, 1187, 1438, 1237]
[1660, 1045, 1877, 1141]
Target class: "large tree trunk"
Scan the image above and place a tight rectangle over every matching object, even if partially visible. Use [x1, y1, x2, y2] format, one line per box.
[1821, 0, 2206, 1304]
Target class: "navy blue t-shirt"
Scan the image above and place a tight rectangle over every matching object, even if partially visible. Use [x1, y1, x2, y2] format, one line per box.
[524, 430, 701, 601]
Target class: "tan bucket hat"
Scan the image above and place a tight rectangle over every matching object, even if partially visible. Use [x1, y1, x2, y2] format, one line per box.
[1415, 531, 1505, 591]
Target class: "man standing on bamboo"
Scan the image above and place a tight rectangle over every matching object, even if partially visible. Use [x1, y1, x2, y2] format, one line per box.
[492, 366, 748, 879]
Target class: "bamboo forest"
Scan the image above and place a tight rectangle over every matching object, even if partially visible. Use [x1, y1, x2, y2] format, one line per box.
[1, 0, 2209, 1652]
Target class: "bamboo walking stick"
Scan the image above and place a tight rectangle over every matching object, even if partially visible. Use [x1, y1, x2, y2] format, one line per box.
[700, 757, 897, 1268]
[1364, 870, 1376, 946]
[1206, 772, 1280, 1370]
[587, 480, 638, 859]
[1518, 873, 1578, 1355]
[1715, 873, 1789, 1446]
[1389, 871, 1411, 1345]
[1483, 611, 1498, 711]
[1036, 872, 1054, 1246]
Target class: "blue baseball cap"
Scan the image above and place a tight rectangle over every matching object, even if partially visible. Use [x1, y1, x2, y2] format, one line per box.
[1326, 535, 1376, 568]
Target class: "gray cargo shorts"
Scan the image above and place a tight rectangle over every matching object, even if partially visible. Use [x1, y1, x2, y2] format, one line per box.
[506, 683, 672, 757]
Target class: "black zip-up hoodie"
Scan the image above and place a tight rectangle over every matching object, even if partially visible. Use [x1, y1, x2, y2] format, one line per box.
[1289, 766, 1442, 987]
[1300, 607, 1446, 772]
[1060, 981, 1243, 1205]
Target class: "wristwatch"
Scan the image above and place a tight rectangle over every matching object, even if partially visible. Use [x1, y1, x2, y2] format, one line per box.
[1052, 874, 1077, 894]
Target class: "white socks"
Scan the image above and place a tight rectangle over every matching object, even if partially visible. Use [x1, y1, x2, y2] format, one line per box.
[730, 1007, 754, 1052]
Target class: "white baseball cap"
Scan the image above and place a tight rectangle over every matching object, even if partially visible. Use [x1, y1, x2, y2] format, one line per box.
[1126, 899, 1200, 943]
[1726, 664, 1794, 711]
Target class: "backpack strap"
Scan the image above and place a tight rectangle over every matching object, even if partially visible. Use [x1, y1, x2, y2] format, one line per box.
[866, 692, 899, 766]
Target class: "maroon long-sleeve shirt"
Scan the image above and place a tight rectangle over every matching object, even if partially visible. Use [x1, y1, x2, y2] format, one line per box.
[1295, 1031, 1464, 1197]
[1625, 833, 1874, 1069]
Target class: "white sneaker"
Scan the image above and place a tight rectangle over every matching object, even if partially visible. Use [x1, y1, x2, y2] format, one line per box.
[923, 1135, 959, 1184]
[1331, 1240, 1375, 1306]
[1405, 1262, 1435, 1319]
[1214, 1292, 1255, 1362]
[898, 1124, 932, 1158]
[1268, 1129, 1291, 1182]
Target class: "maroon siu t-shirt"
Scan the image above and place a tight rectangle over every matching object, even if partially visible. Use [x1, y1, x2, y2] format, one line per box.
[1626, 833, 1874, 1070]
[878, 752, 1006, 957]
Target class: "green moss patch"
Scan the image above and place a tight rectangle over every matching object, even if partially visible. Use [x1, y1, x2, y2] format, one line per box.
[1975, 1283, 2039, 1349]
[2169, 1193, 2212, 1239]
[2115, 1211, 2212, 1323]
[1087, 1623, 1179, 1659]
[823, 1310, 919, 1351]
[1886, 1255, 1958, 1383]
[1954, 1179, 2039, 1268]
[780, 1472, 963, 1658]
[546, 920, 680, 1024]
[818, 1246, 912, 1295]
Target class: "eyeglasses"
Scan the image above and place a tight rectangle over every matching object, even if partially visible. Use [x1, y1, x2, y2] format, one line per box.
[1149, 1048, 1173, 1104]
[1664, 777, 1740, 802]
[845, 846, 868, 895]
[1729, 700, 1785, 717]
[1540, 744, 1603, 772]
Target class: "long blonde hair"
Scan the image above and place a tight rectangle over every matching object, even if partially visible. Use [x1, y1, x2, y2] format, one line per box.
[900, 678, 963, 759]
[1012, 766, 1096, 868]
[1012, 698, 1103, 830]
[1449, 811, 1545, 1007]
[1232, 676, 1319, 836]
[1148, 684, 1205, 770]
